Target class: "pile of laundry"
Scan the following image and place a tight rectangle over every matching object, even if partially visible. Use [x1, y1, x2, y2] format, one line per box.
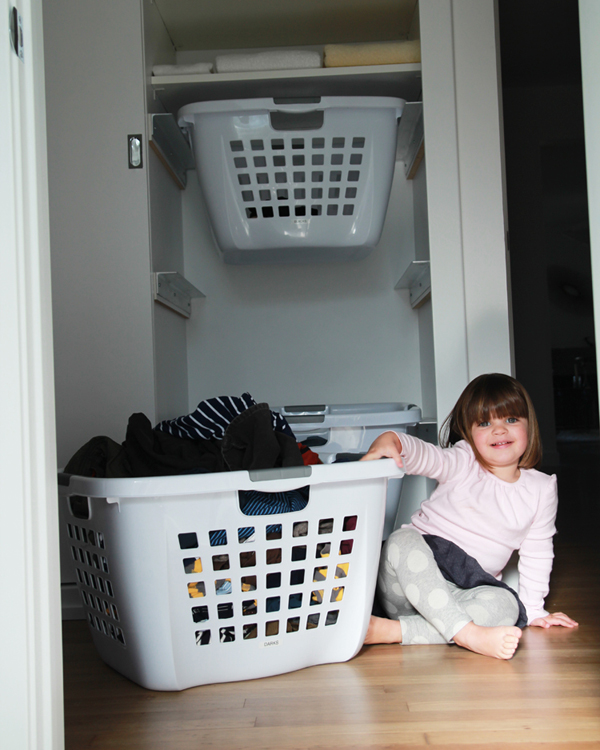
[63, 393, 322, 515]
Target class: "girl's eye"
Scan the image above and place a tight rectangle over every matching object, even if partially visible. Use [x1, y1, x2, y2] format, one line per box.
[478, 421, 490, 427]
[506, 417, 518, 424]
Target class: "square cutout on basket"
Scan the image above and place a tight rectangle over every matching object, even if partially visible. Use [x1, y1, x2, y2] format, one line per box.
[293, 521, 308, 537]
[195, 629, 211, 645]
[266, 548, 282, 565]
[290, 569, 305, 585]
[217, 602, 234, 619]
[220, 627, 235, 643]
[326, 610, 339, 626]
[208, 529, 227, 547]
[192, 605, 209, 623]
[335, 562, 349, 579]
[240, 551, 256, 568]
[307, 613, 320, 629]
[265, 621, 279, 637]
[266, 572, 281, 589]
[241, 575, 257, 592]
[291, 545, 307, 562]
[183, 557, 202, 575]
[242, 599, 257, 616]
[313, 566, 328, 582]
[243, 623, 257, 640]
[311, 589, 324, 605]
[288, 593, 302, 609]
[316, 542, 331, 558]
[318, 518, 334, 534]
[215, 578, 232, 596]
[287, 617, 300, 633]
[343, 515, 358, 531]
[339, 539, 354, 555]
[188, 581, 206, 599]
[331, 586, 345, 603]
[238, 526, 255, 544]
[266, 596, 281, 613]
[266, 524, 282, 540]
[178, 532, 198, 550]
[212, 554, 230, 571]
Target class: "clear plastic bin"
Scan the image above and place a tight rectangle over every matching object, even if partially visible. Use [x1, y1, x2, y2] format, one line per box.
[275, 402, 421, 538]
[178, 97, 405, 264]
[58, 460, 403, 691]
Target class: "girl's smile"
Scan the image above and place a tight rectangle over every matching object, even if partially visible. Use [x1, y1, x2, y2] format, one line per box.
[471, 416, 529, 481]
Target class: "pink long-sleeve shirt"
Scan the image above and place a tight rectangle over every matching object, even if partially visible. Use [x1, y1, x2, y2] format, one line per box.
[397, 432, 558, 623]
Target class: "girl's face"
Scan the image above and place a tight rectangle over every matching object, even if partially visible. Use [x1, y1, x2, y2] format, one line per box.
[471, 415, 529, 479]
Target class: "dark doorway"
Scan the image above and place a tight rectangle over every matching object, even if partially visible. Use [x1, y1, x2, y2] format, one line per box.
[499, 0, 599, 542]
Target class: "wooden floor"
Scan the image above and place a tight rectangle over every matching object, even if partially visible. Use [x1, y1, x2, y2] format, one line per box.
[63, 442, 600, 749]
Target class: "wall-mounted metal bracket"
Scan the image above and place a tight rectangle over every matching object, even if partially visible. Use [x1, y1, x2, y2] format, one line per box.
[395, 260, 431, 308]
[149, 114, 195, 189]
[396, 102, 424, 178]
[152, 272, 205, 318]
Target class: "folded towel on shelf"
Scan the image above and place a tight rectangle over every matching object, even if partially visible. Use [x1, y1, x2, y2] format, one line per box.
[214, 49, 321, 74]
[323, 40, 421, 68]
[152, 62, 213, 76]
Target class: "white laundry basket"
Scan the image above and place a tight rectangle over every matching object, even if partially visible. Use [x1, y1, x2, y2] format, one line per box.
[178, 96, 405, 264]
[58, 460, 403, 691]
[275, 402, 421, 539]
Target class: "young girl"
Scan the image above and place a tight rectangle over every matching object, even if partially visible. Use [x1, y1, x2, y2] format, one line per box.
[361, 373, 578, 660]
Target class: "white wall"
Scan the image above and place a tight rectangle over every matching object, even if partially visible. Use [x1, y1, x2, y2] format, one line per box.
[45, 0, 156, 467]
[182, 164, 424, 411]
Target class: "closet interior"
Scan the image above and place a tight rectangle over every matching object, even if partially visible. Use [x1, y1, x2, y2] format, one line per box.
[44, 0, 445, 616]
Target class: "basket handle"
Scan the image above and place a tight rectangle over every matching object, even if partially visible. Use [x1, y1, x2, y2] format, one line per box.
[248, 466, 312, 482]
[270, 110, 324, 131]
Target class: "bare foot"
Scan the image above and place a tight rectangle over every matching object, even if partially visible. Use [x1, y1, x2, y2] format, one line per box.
[364, 615, 402, 645]
[453, 621, 522, 659]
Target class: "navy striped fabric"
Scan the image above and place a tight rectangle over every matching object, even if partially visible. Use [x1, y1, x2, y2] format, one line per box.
[239, 488, 309, 516]
[155, 393, 295, 441]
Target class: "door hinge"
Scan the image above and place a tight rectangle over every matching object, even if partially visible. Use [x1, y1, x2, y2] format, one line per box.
[9, 7, 24, 62]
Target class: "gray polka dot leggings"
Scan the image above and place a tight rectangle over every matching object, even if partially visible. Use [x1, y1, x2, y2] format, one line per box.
[377, 527, 520, 644]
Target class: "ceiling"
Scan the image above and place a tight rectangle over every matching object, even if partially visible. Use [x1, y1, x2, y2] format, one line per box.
[153, 0, 419, 51]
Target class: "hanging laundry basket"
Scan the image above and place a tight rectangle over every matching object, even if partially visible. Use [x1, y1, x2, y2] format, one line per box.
[58, 460, 403, 691]
[178, 96, 405, 264]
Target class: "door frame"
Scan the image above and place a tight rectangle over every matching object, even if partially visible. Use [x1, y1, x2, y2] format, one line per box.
[0, 0, 63, 747]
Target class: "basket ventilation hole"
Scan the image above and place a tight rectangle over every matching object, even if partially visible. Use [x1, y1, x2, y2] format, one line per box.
[307, 613, 320, 629]
[192, 605, 209, 623]
[240, 551, 256, 568]
[217, 602, 234, 619]
[178, 532, 198, 550]
[212, 554, 230, 571]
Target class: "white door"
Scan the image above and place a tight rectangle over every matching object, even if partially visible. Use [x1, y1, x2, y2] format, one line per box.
[579, 1, 600, 402]
[0, 1, 64, 747]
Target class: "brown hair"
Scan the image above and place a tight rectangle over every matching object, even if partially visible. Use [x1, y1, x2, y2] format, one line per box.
[439, 373, 542, 470]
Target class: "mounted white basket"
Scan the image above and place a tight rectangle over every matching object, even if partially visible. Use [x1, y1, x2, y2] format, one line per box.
[178, 96, 405, 265]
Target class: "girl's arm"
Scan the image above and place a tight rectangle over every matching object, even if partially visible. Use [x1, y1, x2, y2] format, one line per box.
[360, 431, 404, 467]
[518, 475, 577, 627]
[361, 431, 468, 483]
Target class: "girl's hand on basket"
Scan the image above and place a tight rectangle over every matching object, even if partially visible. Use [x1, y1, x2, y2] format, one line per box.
[529, 612, 579, 629]
[360, 431, 404, 468]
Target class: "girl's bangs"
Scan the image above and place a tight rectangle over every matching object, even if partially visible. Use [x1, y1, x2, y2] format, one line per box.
[466, 385, 528, 426]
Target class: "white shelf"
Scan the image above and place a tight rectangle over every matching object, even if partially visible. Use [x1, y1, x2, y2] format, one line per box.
[395, 260, 431, 309]
[151, 62, 422, 114]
